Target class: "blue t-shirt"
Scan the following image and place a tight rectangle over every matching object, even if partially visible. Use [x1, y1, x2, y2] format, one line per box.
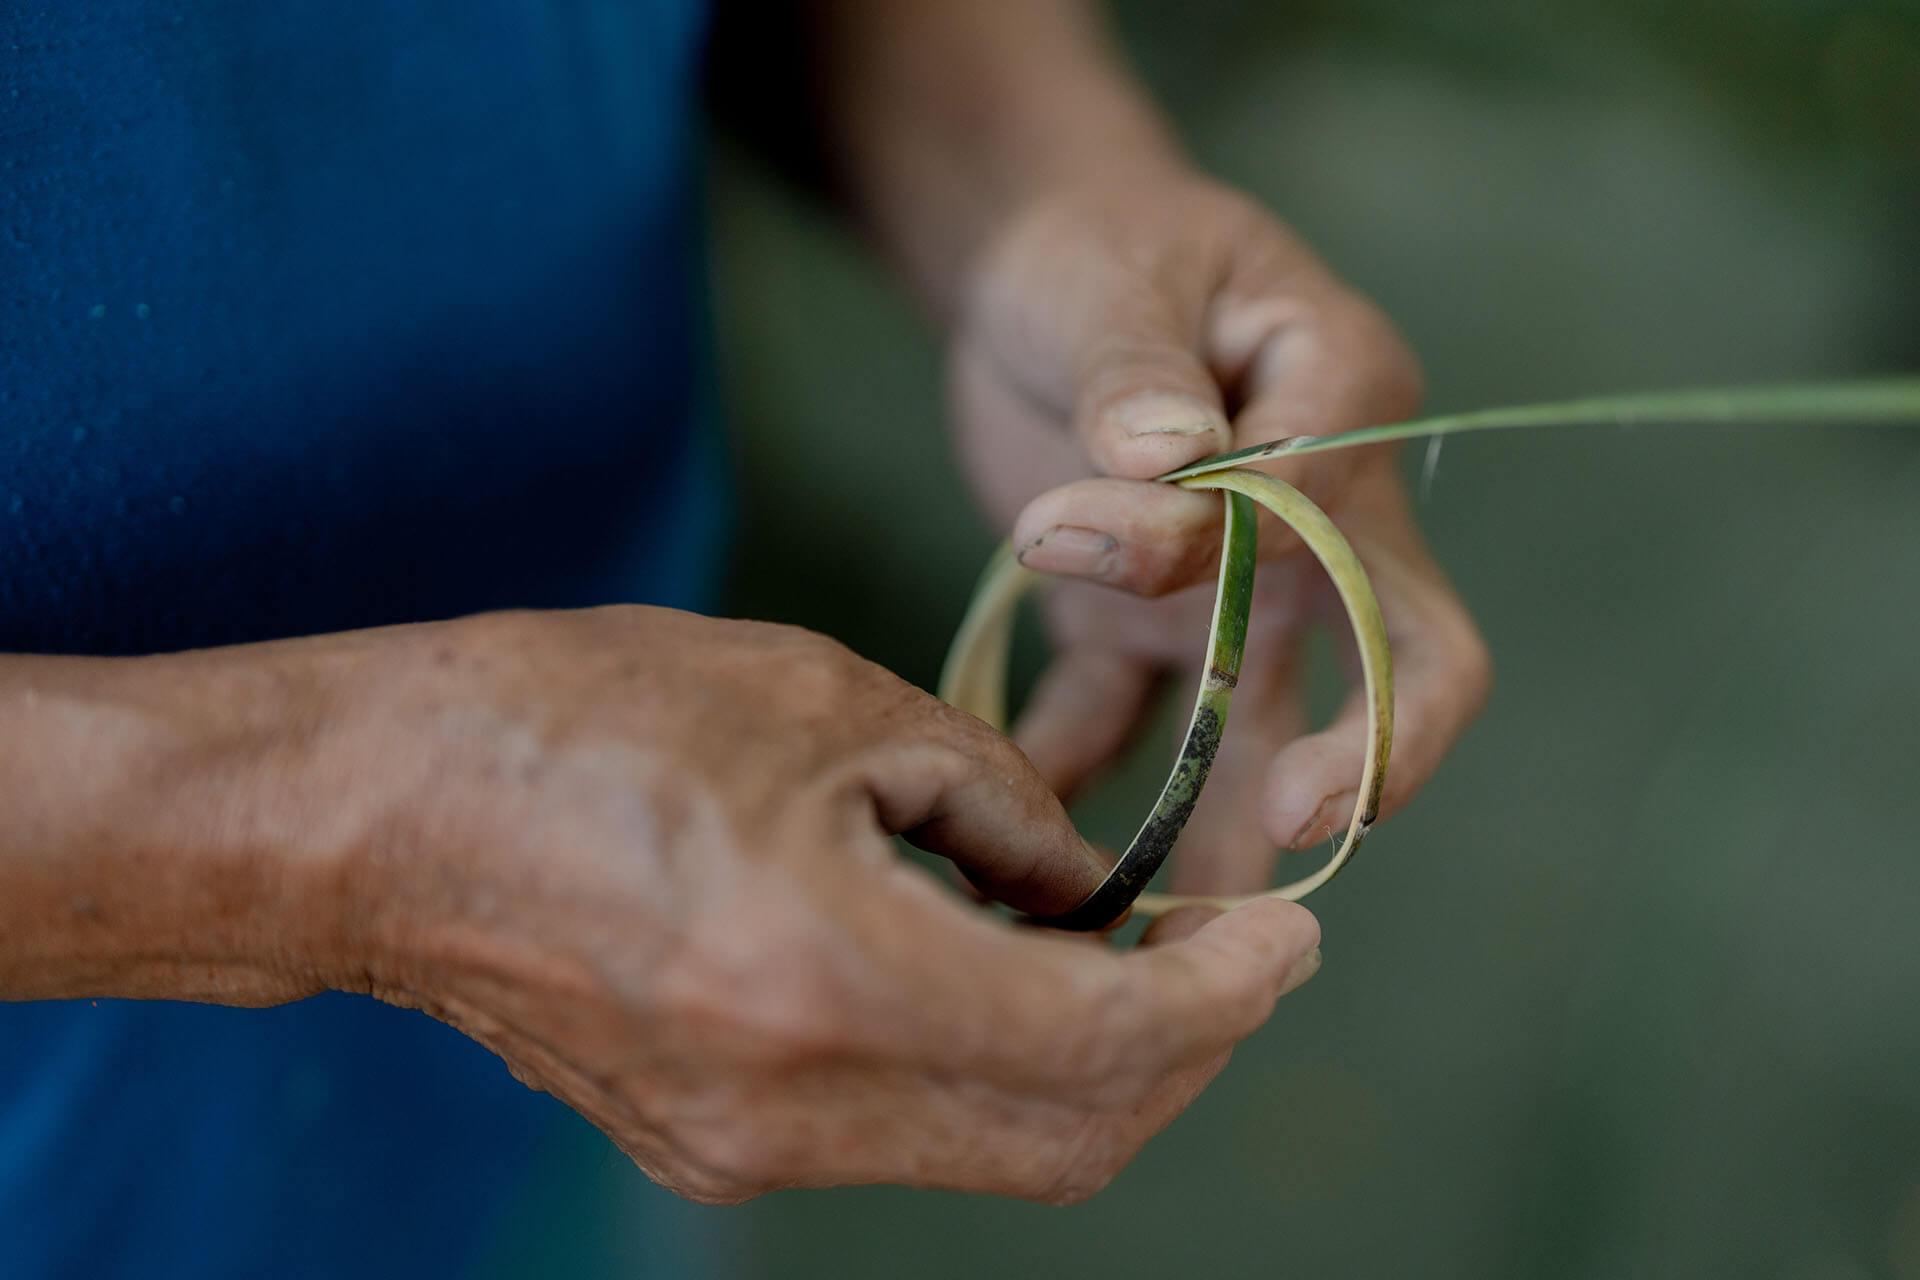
[1, 3, 725, 1275]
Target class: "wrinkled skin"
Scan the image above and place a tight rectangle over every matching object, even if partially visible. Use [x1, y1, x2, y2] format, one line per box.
[328, 609, 1327, 1203]
[950, 173, 1493, 895]
[0, 608, 1321, 1206]
[4, 2, 1485, 1212]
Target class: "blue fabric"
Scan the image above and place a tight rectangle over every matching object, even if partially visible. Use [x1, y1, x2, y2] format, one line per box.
[0, 2, 722, 1276]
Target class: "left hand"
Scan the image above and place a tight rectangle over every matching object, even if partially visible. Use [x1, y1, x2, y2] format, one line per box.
[948, 169, 1491, 896]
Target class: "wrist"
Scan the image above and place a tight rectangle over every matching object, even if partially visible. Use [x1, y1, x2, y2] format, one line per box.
[813, 0, 1188, 316]
[0, 640, 373, 1005]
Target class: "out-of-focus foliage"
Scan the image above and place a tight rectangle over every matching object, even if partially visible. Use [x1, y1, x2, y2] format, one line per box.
[1128, 0, 1920, 172]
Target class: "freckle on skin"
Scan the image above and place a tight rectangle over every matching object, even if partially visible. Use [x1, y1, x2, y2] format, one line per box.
[72, 896, 102, 922]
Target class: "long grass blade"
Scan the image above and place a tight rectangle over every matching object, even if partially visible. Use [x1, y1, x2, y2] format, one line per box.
[1157, 378, 1920, 481]
[1032, 490, 1259, 931]
[1133, 469, 1393, 916]
[943, 377, 1920, 926]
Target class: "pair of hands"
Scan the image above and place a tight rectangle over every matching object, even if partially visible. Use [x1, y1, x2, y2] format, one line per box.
[6, 171, 1487, 1207]
[368, 173, 1486, 1201]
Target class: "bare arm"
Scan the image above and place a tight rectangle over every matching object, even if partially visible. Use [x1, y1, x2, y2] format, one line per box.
[0, 645, 358, 1005]
[1, 609, 1320, 1202]
[802, 0, 1182, 314]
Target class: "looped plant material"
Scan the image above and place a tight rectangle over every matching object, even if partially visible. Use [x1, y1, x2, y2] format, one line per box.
[939, 379, 1920, 931]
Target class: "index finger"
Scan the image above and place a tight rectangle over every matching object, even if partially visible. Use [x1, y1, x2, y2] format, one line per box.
[1009, 288, 1424, 599]
[851, 696, 1109, 918]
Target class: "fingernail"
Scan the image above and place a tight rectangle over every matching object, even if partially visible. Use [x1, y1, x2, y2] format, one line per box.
[1280, 946, 1322, 996]
[1017, 526, 1120, 579]
[1109, 392, 1227, 439]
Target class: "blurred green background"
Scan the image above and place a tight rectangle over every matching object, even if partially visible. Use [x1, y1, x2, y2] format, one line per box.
[513, 3, 1920, 1277]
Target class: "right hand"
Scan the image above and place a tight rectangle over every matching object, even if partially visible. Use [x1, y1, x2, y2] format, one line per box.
[950, 174, 1490, 898]
[280, 606, 1323, 1203]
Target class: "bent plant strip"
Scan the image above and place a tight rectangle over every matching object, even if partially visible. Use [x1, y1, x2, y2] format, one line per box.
[940, 378, 1920, 931]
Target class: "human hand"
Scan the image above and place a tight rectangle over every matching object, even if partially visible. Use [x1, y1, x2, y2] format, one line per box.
[297, 607, 1323, 1202]
[2, 606, 1326, 1203]
[949, 171, 1491, 895]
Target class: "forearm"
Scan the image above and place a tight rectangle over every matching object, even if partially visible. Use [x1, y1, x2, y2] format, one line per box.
[0, 645, 363, 1004]
[806, 0, 1186, 314]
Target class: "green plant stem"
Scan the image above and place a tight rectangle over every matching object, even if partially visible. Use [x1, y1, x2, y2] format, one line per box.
[1029, 489, 1258, 931]
[941, 377, 1920, 929]
[1157, 378, 1920, 481]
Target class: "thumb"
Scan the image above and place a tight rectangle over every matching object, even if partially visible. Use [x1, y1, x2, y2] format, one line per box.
[1070, 290, 1232, 480]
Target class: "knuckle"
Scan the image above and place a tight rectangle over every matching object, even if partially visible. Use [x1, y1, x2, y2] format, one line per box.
[1038, 1168, 1117, 1207]
[1078, 330, 1208, 403]
[1454, 623, 1496, 714]
[763, 621, 857, 675]
[928, 706, 1059, 804]
[759, 627, 886, 722]
[676, 1181, 761, 1207]
[1378, 353, 1427, 420]
[682, 1122, 791, 1194]
[607, 1129, 765, 1205]
[1330, 295, 1425, 418]
[1029, 1124, 1129, 1205]
[658, 1148, 769, 1205]
[910, 708, 1007, 785]
[1206, 182, 1270, 231]
[956, 714, 1040, 780]
[1423, 593, 1494, 720]
[1126, 532, 1227, 598]
[760, 619, 841, 656]
[652, 1151, 756, 1205]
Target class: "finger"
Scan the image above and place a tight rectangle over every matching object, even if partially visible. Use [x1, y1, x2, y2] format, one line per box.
[679, 1022, 1221, 1205]
[1011, 285, 1425, 595]
[1009, 645, 1159, 800]
[1059, 895, 1320, 1086]
[1013, 279, 1235, 480]
[873, 883, 1321, 1096]
[1011, 477, 1223, 596]
[1263, 532, 1491, 850]
[728, 881, 1317, 1200]
[1008, 450, 1406, 599]
[1212, 287, 1425, 513]
[1217, 290, 1424, 438]
[858, 708, 1108, 918]
[1137, 903, 1222, 947]
[1072, 305, 1233, 481]
[1050, 895, 1285, 1195]
[912, 1034, 1240, 1204]
[970, 218, 1234, 480]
